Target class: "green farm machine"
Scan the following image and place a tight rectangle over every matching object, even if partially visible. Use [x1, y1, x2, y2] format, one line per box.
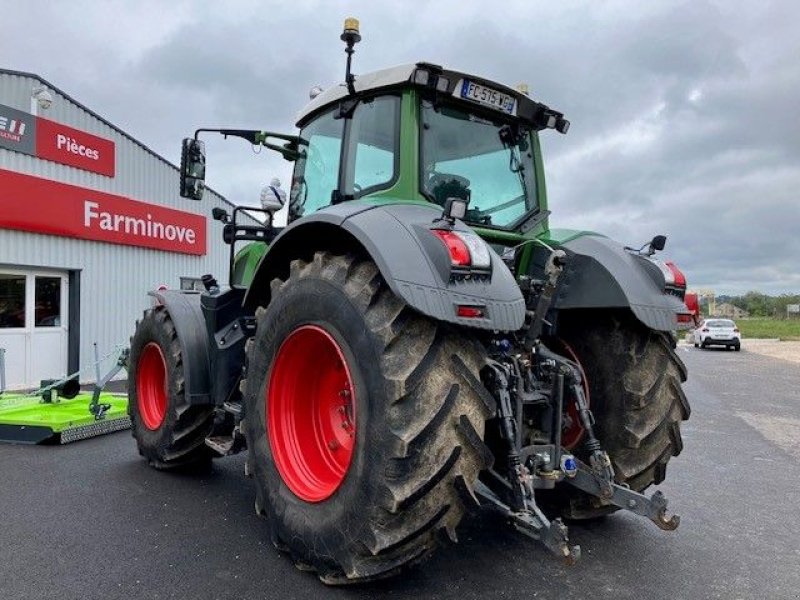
[128, 20, 692, 583]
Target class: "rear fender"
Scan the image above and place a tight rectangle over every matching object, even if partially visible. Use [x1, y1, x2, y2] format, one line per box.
[528, 234, 684, 331]
[244, 202, 526, 331]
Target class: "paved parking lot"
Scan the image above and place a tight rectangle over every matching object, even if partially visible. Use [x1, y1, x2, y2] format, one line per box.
[1, 343, 799, 599]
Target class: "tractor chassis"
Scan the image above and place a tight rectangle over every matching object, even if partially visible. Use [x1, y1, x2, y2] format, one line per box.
[474, 250, 680, 563]
[476, 355, 680, 563]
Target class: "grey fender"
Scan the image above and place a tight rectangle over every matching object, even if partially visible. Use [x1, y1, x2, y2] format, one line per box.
[147, 289, 212, 404]
[541, 234, 684, 331]
[244, 201, 526, 331]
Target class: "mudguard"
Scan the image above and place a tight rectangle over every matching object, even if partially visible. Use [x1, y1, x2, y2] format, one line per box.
[244, 201, 526, 331]
[531, 234, 684, 331]
[147, 290, 212, 405]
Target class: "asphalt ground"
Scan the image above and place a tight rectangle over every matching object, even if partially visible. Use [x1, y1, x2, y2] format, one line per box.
[1, 345, 799, 600]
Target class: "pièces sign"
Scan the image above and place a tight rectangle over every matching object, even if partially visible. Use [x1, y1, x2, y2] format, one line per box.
[0, 103, 115, 177]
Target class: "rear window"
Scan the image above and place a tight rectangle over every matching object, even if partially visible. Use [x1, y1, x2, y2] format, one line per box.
[706, 320, 735, 328]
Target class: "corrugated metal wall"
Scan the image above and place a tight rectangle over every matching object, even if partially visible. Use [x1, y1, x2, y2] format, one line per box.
[1, 71, 256, 384]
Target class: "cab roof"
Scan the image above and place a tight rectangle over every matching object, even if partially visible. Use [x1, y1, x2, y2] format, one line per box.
[296, 63, 418, 126]
[295, 62, 568, 134]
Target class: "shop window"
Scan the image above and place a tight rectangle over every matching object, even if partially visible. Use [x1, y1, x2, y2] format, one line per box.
[35, 277, 62, 327]
[0, 274, 26, 328]
[180, 277, 205, 292]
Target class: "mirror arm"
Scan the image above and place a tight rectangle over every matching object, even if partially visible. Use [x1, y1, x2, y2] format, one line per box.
[262, 141, 302, 162]
[193, 128, 302, 161]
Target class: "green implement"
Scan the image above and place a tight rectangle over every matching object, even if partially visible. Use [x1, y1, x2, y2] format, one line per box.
[0, 392, 129, 444]
[0, 345, 130, 444]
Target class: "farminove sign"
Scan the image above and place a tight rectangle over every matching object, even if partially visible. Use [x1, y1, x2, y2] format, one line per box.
[0, 102, 115, 177]
[0, 168, 206, 255]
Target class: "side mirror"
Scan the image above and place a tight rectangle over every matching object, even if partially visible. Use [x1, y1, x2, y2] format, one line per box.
[180, 138, 206, 200]
[649, 234, 667, 253]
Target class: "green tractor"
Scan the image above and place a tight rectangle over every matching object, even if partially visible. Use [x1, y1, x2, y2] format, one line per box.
[128, 20, 691, 584]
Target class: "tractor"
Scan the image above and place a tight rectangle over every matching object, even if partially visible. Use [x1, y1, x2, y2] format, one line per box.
[128, 19, 691, 584]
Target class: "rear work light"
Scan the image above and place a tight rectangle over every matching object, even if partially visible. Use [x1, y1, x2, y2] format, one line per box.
[431, 229, 492, 270]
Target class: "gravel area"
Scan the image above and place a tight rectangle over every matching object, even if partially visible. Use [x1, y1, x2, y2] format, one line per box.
[740, 339, 800, 364]
[680, 337, 800, 364]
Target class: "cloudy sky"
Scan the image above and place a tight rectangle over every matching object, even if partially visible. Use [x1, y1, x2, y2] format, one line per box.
[3, 1, 799, 294]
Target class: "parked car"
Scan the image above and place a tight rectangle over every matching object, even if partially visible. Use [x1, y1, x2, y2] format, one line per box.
[694, 318, 741, 350]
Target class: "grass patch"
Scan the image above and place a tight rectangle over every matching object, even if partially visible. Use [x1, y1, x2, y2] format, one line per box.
[736, 318, 800, 341]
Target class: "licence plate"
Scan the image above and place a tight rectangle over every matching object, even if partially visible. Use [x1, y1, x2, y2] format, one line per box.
[457, 79, 517, 115]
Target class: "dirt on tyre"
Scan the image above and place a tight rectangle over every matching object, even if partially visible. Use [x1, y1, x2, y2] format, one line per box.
[243, 252, 494, 584]
[128, 308, 214, 470]
[550, 311, 690, 518]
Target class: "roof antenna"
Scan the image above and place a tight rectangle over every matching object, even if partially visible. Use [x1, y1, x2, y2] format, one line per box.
[341, 17, 361, 95]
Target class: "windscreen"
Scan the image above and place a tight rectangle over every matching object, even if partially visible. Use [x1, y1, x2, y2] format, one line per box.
[420, 100, 538, 228]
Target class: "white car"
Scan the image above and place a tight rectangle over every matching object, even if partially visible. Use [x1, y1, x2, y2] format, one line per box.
[693, 319, 741, 351]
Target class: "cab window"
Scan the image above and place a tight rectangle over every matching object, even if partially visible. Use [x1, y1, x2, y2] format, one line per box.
[348, 95, 399, 196]
[290, 110, 344, 218]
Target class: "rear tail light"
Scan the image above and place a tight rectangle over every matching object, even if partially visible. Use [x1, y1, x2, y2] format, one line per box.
[664, 262, 686, 287]
[432, 229, 492, 269]
[677, 314, 693, 323]
[431, 230, 470, 266]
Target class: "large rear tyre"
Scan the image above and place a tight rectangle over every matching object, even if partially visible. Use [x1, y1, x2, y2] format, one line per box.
[243, 252, 494, 584]
[128, 308, 214, 470]
[552, 311, 690, 518]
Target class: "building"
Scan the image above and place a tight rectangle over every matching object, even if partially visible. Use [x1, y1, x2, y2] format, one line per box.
[714, 303, 749, 319]
[1, 69, 254, 390]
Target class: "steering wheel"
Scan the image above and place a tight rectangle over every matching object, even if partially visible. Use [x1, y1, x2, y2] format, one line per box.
[426, 172, 471, 206]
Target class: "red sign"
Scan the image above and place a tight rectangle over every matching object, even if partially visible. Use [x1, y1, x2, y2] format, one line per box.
[36, 117, 115, 177]
[0, 169, 206, 255]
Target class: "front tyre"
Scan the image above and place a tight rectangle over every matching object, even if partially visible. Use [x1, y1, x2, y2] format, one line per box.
[243, 252, 493, 584]
[128, 308, 214, 469]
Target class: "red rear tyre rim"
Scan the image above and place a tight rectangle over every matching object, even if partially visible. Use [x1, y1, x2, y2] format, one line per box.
[137, 342, 168, 430]
[556, 339, 590, 450]
[267, 325, 357, 502]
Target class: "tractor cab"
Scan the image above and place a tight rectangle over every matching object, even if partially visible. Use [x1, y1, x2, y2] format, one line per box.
[287, 60, 569, 235]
